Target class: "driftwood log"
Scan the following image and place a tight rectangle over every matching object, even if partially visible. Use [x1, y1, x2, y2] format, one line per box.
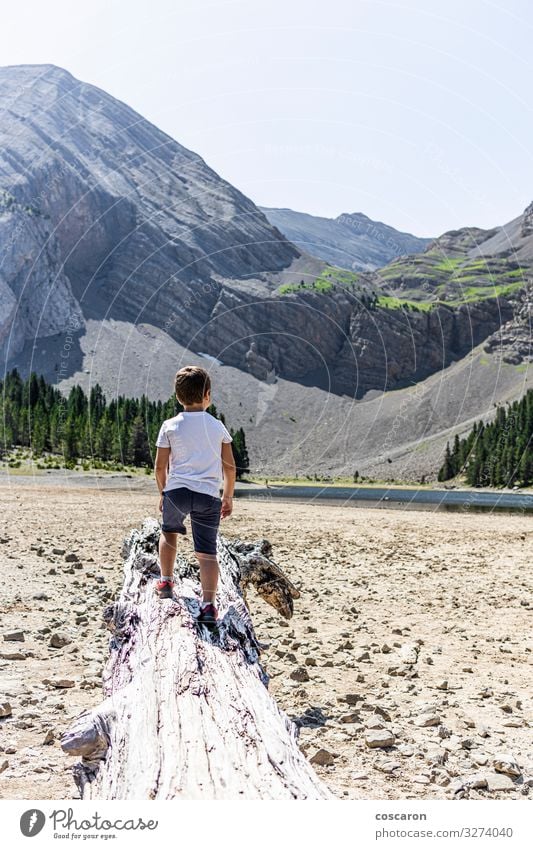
[61, 518, 333, 799]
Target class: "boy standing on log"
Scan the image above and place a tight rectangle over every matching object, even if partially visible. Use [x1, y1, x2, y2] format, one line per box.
[154, 366, 236, 624]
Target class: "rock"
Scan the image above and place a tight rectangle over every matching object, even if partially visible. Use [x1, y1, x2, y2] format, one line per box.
[304, 657, 317, 667]
[43, 729, 55, 745]
[351, 772, 369, 781]
[49, 632, 72, 649]
[414, 713, 441, 727]
[356, 651, 370, 662]
[43, 678, 75, 689]
[0, 760, 8, 773]
[32, 592, 49, 601]
[0, 702, 12, 718]
[0, 651, 27, 660]
[344, 694, 363, 706]
[339, 713, 361, 724]
[412, 775, 431, 784]
[3, 631, 24, 642]
[290, 667, 310, 682]
[462, 773, 488, 789]
[365, 717, 385, 730]
[486, 773, 516, 792]
[493, 754, 521, 777]
[378, 760, 402, 774]
[64, 553, 80, 562]
[400, 644, 419, 665]
[436, 679, 448, 690]
[381, 643, 392, 654]
[365, 729, 395, 749]
[368, 704, 392, 722]
[52, 548, 66, 555]
[310, 748, 337, 766]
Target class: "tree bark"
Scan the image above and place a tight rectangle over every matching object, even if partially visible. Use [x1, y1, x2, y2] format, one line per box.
[61, 519, 334, 799]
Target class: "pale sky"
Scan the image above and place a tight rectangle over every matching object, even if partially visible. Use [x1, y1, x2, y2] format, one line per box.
[1, 0, 532, 237]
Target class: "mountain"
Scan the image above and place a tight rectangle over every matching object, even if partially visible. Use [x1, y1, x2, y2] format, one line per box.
[259, 207, 432, 271]
[0, 63, 306, 363]
[1, 64, 531, 481]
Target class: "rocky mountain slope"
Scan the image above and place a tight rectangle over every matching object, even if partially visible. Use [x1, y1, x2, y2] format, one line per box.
[1, 64, 531, 479]
[260, 206, 431, 271]
[0, 63, 301, 363]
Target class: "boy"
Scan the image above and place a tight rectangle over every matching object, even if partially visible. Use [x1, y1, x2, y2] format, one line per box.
[154, 365, 236, 625]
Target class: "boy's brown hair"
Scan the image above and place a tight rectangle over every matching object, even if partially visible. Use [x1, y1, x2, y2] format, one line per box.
[174, 366, 211, 405]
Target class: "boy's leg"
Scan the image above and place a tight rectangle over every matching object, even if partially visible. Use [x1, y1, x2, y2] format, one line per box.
[159, 531, 178, 580]
[159, 489, 189, 582]
[190, 491, 222, 606]
[195, 552, 219, 603]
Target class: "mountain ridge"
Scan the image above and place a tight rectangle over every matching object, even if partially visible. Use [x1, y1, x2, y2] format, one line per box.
[0, 64, 531, 479]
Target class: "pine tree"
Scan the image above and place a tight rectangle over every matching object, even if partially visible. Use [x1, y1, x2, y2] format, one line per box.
[128, 415, 151, 466]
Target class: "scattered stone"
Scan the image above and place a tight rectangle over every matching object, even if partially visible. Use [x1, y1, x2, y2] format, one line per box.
[463, 773, 489, 789]
[304, 657, 317, 667]
[0, 651, 27, 660]
[351, 772, 369, 780]
[494, 754, 521, 777]
[65, 552, 80, 562]
[365, 717, 386, 730]
[0, 702, 12, 718]
[365, 729, 395, 749]
[378, 760, 401, 774]
[310, 748, 337, 766]
[413, 774, 431, 785]
[344, 694, 362, 706]
[486, 773, 516, 792]
[400, 644, 419, 665]
[3, 631, 24, 642]
[339, 713, 361, 724]
[414, 713, 441, 727]
[0, 760, 8, 773]
[290, 667, 310, 682]
[43, 678, 75, 689]
[43, 729, 55, 745]
[32, 592, 49, 601]
[436, 680, 448, 690]
[49, 632, 72, 649]
[356, 651, 370, 662]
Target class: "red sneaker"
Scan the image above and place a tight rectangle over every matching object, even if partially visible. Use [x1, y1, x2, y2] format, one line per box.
[155, 579, 174, 599]
[198, 602, 218, 626]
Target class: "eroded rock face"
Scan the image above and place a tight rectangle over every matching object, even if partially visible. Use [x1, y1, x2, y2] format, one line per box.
[0, 64, 528, 399]
[0, 197, 84, 360]
[0, 64, 299, 360]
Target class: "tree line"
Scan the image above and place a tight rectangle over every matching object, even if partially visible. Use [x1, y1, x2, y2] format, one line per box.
[438, 390, 533, 487]
[0, 369, 250, 477]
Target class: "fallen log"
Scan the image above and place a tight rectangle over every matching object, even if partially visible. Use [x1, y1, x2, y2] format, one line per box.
[61, 518, 334, 799]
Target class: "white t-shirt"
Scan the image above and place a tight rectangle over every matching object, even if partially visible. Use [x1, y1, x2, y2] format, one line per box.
[156, 411, 233, 499]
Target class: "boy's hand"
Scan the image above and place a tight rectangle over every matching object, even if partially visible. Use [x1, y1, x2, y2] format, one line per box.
[220, 495, 233, 519]
[158, 494, 163, 513]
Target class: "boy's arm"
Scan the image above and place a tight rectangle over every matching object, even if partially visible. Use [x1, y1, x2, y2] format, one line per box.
[221, 441, 236, 518]
[155, 446, 171, 510]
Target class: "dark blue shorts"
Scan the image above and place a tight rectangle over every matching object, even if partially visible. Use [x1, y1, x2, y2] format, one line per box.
[161, 487, 221, 555]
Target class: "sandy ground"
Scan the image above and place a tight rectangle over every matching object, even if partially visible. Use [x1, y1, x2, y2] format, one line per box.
[0, 480, 531, 800]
